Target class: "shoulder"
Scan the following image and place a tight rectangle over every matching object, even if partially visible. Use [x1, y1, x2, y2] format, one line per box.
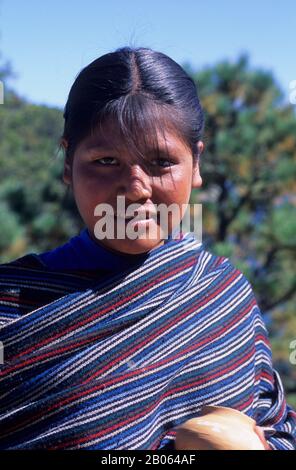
[196, 246, 264, 323]
[0, 253, 45, 275]
[196, 245, 249, 285]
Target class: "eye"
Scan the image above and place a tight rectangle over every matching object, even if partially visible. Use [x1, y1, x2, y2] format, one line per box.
[151, 158, 175, 168]
[93, 157, 118, 166]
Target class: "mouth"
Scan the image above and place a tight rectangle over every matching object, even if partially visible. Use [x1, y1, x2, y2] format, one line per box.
[115, 213, 158, 221]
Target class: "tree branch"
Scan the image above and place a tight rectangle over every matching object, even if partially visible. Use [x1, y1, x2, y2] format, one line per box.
[262, 281, 296, 311]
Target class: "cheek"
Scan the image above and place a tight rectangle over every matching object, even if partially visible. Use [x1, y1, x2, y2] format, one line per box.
[72, 165, 109, 200]
[71, 167, 112, 220]
[153, 170, 192, 229]
[157, 169, 192, 203]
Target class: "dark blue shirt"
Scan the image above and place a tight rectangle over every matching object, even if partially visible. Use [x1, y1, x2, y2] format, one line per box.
[38, 228, 176, 272]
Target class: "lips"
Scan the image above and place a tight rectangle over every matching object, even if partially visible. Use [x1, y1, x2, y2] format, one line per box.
[115, 211, 157, 220]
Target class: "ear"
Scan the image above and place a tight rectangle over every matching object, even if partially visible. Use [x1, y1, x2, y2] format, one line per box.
[61, 138, 72, 185]
[192, 141, 204, 189]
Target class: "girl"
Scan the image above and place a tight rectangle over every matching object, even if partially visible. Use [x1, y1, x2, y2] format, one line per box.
[0, 46, 295, 450]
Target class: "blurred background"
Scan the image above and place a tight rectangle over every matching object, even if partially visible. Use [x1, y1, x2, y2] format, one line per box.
[0, 0, 295, 405]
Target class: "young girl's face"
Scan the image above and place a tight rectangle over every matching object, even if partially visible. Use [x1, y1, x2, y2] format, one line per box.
[63, 121, 203, 255]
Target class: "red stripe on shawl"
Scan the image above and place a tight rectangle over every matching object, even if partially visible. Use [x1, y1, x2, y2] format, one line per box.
[48, 349, 256, 449]
[82, 270, 245, 382]
[0, 297, 256, 438]
[46, 291, 254, 411]
[8, 258, 197, 364]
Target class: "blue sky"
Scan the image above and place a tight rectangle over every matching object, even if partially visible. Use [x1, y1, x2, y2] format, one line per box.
[0, 0, 295, 109]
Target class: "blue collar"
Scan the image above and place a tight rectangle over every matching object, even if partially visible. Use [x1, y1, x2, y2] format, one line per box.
[38, 228, 175, 271]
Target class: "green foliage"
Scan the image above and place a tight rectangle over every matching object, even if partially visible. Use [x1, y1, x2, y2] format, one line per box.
[0, 201, 24, 251]
[0, 56, 84, 259]
[186, 55, 296, 398]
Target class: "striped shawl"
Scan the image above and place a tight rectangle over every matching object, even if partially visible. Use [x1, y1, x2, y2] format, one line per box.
[0, 233, 295, 450]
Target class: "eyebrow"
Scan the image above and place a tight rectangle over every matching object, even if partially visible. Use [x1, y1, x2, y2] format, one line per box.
[86, 144, 179, 157]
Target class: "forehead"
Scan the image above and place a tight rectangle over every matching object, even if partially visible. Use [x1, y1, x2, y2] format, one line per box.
[83, 124, 190, 157]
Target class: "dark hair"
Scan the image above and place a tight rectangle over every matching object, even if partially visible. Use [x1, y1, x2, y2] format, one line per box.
[61, 46, 204, 164]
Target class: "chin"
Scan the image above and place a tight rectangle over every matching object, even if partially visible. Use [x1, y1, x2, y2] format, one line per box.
[90, 222, 169, 255]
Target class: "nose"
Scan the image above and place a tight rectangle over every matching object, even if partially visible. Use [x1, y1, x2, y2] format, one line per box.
[117, 163, 152, 201]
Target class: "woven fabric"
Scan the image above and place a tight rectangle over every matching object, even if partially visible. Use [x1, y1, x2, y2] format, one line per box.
[0, 233, 295, 450]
